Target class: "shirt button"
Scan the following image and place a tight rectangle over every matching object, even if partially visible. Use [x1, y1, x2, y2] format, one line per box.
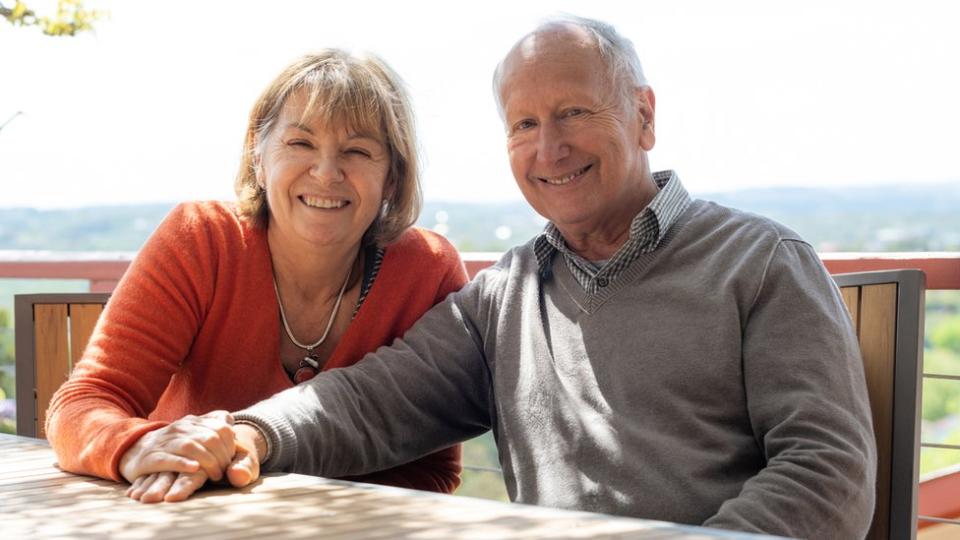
[596, 277, 609, 287]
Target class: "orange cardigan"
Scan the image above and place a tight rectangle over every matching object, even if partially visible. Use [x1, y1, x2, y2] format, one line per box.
[46, 201, 467, 493]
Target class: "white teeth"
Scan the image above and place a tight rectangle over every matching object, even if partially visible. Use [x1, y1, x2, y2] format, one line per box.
[302, 195, 346, 209]
[545, 174, 575, 185]
[540, 166, 589, 185]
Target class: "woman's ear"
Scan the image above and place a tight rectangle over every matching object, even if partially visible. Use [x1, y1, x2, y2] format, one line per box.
[382, 175, 397, 204]
[252, 152, 265, 190]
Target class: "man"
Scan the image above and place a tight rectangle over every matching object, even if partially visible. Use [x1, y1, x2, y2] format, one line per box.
[133, 15, 876, 538]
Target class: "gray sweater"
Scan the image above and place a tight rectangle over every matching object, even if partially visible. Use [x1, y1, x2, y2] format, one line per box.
[235, 199, 876, 539]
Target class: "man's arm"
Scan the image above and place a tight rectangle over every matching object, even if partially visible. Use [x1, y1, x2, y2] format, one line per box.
[704, 239, 876, 538]
[232, 279, 495, 478]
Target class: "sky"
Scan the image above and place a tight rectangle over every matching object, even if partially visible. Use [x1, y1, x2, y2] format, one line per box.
[1, 0, 958, 208]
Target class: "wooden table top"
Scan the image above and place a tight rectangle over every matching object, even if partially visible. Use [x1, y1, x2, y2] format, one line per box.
[1, 433, 780, 539]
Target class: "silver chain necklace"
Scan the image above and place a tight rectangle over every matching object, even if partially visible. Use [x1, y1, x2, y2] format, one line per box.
[273, 264, 352, 378]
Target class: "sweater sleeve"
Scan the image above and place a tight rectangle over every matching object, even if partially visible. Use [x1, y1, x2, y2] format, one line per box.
[336, 242, 470, 493]
[703, 239, 876, 538]
[45, 203, 216, 481]
[233, 271, 493, 482]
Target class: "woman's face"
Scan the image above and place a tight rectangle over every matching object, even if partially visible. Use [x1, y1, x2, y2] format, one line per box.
[258, 89, 390, 250]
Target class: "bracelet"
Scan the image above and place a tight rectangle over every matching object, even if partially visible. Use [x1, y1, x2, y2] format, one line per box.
[233, 419, 272, 464]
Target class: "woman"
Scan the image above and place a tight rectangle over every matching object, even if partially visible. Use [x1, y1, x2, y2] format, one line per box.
[46, 50, 466, 501]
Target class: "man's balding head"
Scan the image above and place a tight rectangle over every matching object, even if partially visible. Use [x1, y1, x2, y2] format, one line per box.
[493, 15, 648, 117]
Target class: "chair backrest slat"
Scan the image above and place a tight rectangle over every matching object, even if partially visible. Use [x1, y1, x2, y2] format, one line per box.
[33, 304, 70, 440]
[835, 270, 925, 540]
[840, 286, 861, 333]
[68, 304, 104, 367]
[843, 283, 897, 540]
[14, 293, 110, 438]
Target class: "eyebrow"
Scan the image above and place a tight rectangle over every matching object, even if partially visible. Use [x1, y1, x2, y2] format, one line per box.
[286, 122, 315, 135]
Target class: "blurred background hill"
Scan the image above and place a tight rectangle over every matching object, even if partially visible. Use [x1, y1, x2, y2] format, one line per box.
[2, 182, 958, 254]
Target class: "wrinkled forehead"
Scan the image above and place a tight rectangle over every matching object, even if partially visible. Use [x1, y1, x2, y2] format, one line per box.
[279, 82, 386, 141]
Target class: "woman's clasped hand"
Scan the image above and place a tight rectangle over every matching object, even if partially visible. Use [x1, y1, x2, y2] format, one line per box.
[119, 411, 262, 503]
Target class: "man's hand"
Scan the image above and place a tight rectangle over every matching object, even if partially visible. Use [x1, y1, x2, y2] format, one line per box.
[119, 411, 236, 486]
[225, 423, 264, 488]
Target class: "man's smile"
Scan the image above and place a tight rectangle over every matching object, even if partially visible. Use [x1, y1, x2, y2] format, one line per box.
[536, 164, 592, 185]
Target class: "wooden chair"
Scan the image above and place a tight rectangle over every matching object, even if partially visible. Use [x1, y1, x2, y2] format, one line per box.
[14, 293, 110, 438]
[833, 269, 925, 540]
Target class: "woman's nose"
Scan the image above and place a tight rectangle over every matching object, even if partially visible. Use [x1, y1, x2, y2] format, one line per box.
[309, 154, 344, 183]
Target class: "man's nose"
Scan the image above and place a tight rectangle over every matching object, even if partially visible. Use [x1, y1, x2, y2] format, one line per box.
[536, 122, 570, 164]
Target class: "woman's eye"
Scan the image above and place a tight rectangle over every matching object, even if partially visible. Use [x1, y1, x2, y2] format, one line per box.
[346, 148, 372, 158]
[288, 139, 313, 149]
[563, 108, 585, 118]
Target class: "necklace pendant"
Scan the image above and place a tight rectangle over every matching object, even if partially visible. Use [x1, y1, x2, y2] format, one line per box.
[293, 365, 319, 384]
[293, 355, 321, 384]
[302, 355, 320, 370]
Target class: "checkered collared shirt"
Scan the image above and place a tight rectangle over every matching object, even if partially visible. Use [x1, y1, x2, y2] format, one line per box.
[534, 170, 692, 294]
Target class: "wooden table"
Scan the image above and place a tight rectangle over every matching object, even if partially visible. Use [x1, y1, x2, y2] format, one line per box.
[1, 434, 781, 539]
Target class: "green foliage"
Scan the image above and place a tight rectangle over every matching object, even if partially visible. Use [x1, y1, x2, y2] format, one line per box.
[922, 292, 960, 423]
[922, 349, 960, 422]
[1, 0, 102, 36]
[920, 430, 960, 477]
[0, 305, 14, 434]
[931, 317, 960, 353]
[456, 432, 509, 502]
[0, 306, 13, 400]
[919, 292, 960, 476]
[0, 307, 12, 365]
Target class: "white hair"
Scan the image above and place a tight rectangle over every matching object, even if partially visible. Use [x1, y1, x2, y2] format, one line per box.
[492, 14, 649, 117]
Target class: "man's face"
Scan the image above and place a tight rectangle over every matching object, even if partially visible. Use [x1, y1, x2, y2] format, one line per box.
[499, 29, 656, 239]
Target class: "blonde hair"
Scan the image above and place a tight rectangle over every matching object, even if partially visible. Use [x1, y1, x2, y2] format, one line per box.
[235, 49, 421, 246]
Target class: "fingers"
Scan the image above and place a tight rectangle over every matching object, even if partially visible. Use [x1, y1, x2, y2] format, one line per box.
[164, 471, 209, 502]
[126, 471, 208, 503]
[121, 447, 202, 483]
[139, 471, 177, 504]
[126, 472, 172, 502]
[125, 473, 152, 500]
[176, 439, 226, 482]
[119, 414, 238, 483]
[178, 412, 236, 481]
[196, 418, 236, 479]
[226, 446, 260, 488]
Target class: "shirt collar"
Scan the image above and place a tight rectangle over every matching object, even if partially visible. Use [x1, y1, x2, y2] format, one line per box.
[534, 170, 691, 277]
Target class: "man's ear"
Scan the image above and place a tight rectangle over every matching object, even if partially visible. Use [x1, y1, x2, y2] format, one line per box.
[636, 86, 656, 151]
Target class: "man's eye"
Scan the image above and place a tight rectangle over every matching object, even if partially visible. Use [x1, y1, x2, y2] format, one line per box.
[513, 119, 536, 132]
[563, 108, 585, 118]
